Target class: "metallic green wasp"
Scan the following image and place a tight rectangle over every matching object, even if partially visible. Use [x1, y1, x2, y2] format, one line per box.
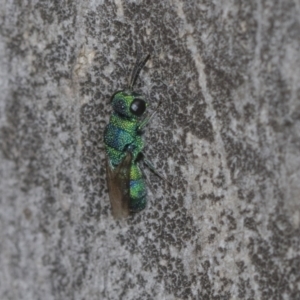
[104, 55, 161, 218]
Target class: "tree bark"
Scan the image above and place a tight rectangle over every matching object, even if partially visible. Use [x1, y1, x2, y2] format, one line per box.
[1, 1, 300, 299]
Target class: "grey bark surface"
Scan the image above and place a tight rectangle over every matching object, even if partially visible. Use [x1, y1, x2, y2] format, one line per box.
[1, 1, 300, 299]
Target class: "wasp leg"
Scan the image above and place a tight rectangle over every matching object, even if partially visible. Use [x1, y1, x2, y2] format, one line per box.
[142, 155, 173, 187]
[138, 161, 156, 197]
[138, 101, 162, 131]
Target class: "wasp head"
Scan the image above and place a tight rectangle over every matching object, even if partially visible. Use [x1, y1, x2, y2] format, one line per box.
[111, 90, 147, 119]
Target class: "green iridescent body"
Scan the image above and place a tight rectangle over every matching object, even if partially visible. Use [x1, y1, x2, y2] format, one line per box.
[104, 90, 149, 215]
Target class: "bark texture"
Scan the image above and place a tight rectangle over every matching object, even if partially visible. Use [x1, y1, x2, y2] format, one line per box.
[1, 1, 300, 299]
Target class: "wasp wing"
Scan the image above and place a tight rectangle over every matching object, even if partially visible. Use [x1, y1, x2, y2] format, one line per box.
[106, 152, 132, 219]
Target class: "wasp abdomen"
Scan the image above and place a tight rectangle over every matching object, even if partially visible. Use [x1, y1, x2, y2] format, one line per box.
[129, 164, 147, 212]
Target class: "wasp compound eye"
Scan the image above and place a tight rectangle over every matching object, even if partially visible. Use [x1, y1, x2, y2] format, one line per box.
[130, 99, 146, 116]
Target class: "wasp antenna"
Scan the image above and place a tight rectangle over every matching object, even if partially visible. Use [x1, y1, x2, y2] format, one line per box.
[128, 54, 150, 90]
